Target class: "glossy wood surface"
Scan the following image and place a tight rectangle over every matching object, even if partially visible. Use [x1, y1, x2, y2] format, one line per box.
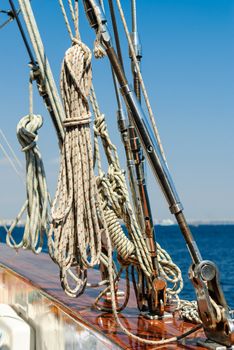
[0, 243, 207, 349]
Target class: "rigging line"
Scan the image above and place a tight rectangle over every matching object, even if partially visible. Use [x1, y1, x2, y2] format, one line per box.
[101, 199, 200, 346]
[111, 67, 122, 110]
[0, 8, 19, 30]
[19, 0, 65, 113]
[130, 0, 141, 102]
[102, 0, 123, 110]
[9, 0, 63, 139]
[128, 1, 161, 280]
[107, 0, 147, 232]
[58, 0, 73, 41]
[16, 0, 65, 143]
[0, 142, 25, 183]
[68, 0, 76, 24]
[99, 0, 105, 12]
[0, 16, 13, 30]
[8, 0, 35, 64]
[74, 0, 80, 40]
[107, 0, 124, 69]
[0, 129, 23, 170]
[115, 0, 167, 163]
[58, 0, 80, 41]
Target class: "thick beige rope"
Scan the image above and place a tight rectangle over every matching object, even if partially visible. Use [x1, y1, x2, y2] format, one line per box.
[48, 38, 104, 297]
[90, 85, 184, 297]
[54, 0, 203, 343]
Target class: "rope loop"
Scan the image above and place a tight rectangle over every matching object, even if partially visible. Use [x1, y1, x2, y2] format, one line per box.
[17, 114, 42, 152]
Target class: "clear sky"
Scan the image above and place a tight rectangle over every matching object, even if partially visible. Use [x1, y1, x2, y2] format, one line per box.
[0, 0, 233, 223]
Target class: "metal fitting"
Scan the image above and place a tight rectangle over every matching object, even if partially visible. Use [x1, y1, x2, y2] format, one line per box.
[129, 31, 142, 59]
[169, 202, 183, 214]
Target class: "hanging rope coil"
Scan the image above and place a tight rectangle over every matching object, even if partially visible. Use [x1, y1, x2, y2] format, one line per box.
[52, 0, 202, 344]
[6, 113, 48, 253]
[90, 86, 184, 297]
[48, 39, 105, 297]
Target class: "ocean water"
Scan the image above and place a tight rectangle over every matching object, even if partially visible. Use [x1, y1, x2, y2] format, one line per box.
[0, 225, 234, 308]
[156, 225, 234, 308]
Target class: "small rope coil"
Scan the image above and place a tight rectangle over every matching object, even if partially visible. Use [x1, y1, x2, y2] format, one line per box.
[6, 113, 48, 253]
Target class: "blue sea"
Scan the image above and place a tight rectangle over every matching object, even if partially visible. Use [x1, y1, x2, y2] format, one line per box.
[1, 225, 234, 308]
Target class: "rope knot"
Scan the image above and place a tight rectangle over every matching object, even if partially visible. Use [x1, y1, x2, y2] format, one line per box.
[17, 114, 43, 152]
[94, 114, 106, 137]
[72, 37, 79, 45]
[93, 34, 106, 59]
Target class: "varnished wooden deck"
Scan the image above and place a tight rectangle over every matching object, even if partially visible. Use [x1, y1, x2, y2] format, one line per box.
[0, 243, 207, 349]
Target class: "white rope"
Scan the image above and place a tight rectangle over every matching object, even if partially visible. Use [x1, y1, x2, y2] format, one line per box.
[6, 73, 49, 253]
[102, 217, 180, 346]
[54, 0, 200, 344]
[90, 86, 184, 296]
[115, 0, 166, 162]
[177, 300, 201, 324]
[0, 141, 24, 183]
[90, 87, 153, 276]
[0, 129, 23, 170]
[48, 33, 105, 297]
[18, 0, 65, 141]
[58, 0, 73, 40]
[6, 115, 49, 253]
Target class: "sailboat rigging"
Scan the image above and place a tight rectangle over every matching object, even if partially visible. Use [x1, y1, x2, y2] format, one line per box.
[0, 0, 233, 348]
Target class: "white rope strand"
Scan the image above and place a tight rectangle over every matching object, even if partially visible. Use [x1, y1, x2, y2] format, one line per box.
[115, 0, 166, 162]
[18, 0, 65, 141]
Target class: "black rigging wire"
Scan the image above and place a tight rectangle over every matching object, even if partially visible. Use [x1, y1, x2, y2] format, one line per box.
[107, 0, 124, 70]
[0, 8, 19, 30]
[8, 0, 36, 64]
[0, 1, 31, 31]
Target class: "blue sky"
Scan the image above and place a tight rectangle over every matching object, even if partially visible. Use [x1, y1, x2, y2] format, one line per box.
[0, 0, 233, 222]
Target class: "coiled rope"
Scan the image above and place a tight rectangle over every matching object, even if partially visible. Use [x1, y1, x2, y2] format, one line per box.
[90, 85, 184, 298]
[48, 32, 106, 297]
[6, 73, 49, 253]
[51, 0, 203, 344]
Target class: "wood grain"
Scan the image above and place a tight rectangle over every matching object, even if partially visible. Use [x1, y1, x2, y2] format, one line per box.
[0, 243, 207, 349]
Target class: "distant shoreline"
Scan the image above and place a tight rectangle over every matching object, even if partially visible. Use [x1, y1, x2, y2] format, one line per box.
[1, 220, 234, 228]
